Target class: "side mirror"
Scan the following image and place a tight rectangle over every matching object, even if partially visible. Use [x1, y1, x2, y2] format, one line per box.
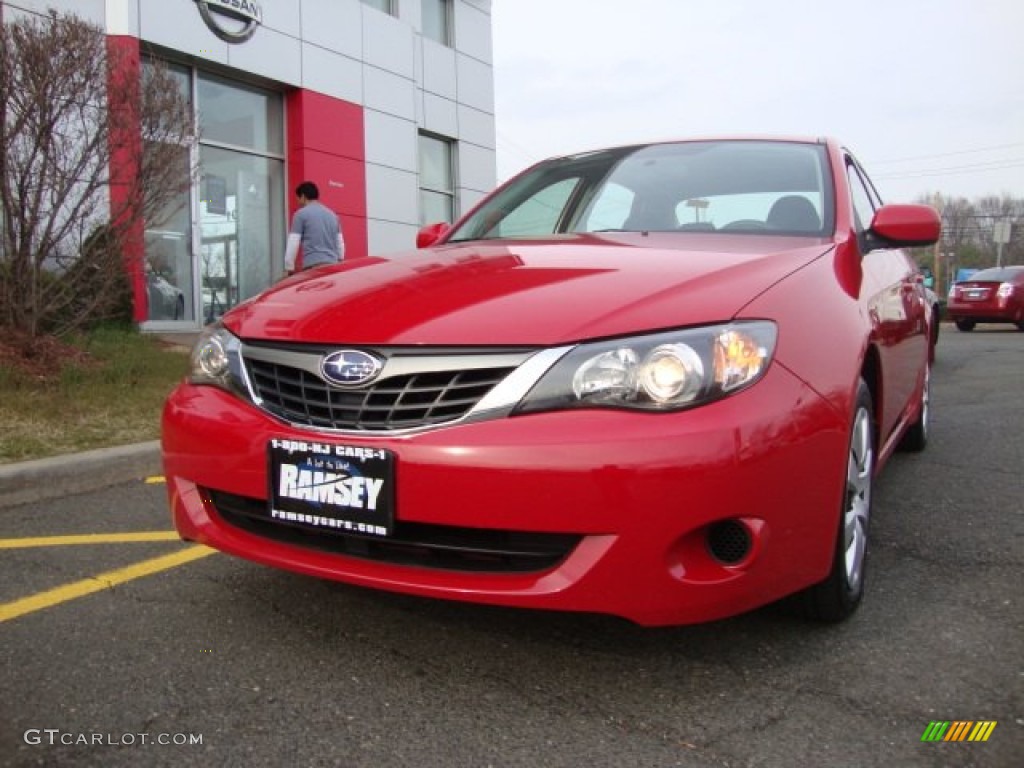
[416, 222, 450, 249]
[870, 204, 941, 247]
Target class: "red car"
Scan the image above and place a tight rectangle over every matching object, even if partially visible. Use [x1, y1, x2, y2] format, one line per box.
[946, 265, 1024, 331]
[162, 137, 940, 626]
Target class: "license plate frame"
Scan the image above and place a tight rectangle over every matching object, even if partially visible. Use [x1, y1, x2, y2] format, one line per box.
[267, 439, 394, 537]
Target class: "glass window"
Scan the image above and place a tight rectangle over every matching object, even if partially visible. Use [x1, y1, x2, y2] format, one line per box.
[422, 0, 452, 46]
[419, 134, 455, 225]
[143, 59, 191, 110]
[145, 145, 193, 322]
[847, 163, 877, 233]
[140, 60, 285, 329]
[362, 0, 395, 15]
[198, 146, 284, 323]
[197, 72, 283, 155]
[581, 183, 634, 231]
[496, 179, 580, 237]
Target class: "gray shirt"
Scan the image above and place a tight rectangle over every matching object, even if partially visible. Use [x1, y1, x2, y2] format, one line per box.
[288, 201, 343, 269]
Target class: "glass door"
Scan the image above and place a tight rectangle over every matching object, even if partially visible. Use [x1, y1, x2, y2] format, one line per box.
[198, 147, 284, 323]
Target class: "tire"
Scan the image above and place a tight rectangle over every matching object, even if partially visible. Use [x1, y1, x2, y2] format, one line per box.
[899, 361, 930, 453]
[800, 378, 874, 622]
[955, 319, 975, 332]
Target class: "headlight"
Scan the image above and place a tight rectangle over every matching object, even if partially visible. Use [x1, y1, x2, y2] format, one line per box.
[188, 323, 246, 394]
[516, 321, 777, 414]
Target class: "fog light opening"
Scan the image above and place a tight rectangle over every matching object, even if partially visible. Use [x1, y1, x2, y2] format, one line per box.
[706, 520, 752, 565]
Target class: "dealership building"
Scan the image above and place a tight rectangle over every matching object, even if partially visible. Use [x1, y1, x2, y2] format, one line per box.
[2, 0, 496, 330]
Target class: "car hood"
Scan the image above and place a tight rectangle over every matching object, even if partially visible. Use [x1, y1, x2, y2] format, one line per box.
[225, 234, 832, 346]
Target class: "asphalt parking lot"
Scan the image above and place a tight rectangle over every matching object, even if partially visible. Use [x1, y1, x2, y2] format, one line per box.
[1, 327, 1021, 768]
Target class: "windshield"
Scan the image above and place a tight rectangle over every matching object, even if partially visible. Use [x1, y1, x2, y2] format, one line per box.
[448, 140, 834, 242]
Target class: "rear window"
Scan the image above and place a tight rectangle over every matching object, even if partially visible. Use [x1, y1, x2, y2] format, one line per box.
[968, 267, 1024, 282]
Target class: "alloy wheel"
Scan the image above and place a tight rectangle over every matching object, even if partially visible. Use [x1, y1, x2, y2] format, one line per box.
[844, 406, 874, 590]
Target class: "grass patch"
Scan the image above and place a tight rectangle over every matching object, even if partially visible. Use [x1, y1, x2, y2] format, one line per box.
[0, 326, 190, 463]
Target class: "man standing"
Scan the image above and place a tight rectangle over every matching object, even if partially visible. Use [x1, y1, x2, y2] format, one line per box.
[284, 181, 344, 276]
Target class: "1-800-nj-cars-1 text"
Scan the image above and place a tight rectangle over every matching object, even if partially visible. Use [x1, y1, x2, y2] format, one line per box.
[162, 137, 940, 626]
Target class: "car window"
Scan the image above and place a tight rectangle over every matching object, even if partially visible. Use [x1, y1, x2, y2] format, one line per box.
[968, 267, 1024, 282]
[579, 182, 634, 231]
[491, 178, 581, 238]
[847, 163, 876, 233]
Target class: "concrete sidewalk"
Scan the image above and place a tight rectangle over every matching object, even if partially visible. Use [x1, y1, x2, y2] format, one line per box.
[0, 441, 162, 509]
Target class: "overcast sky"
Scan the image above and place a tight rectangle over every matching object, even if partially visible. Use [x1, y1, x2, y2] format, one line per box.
[490, 0, 1024, 204]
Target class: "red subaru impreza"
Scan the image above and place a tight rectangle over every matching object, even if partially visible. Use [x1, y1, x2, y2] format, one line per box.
[162, 138, 940, 626]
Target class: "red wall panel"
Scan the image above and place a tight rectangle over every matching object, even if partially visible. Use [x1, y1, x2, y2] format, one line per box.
[106, 35, 147, 322]
[286, 90, 368, 260]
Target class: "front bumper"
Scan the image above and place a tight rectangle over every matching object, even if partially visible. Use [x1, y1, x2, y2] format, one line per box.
[162, 363, 846, 626]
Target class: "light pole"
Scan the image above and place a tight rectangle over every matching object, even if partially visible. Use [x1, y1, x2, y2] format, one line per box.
[993, 219, 1012, 268]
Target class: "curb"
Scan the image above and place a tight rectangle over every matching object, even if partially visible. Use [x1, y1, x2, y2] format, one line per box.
[0, 441, 162, 509]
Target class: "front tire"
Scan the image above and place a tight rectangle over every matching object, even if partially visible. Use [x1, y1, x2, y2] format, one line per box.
[801, 379, 874, 622]
[955, 319, 975, 332]
[899, 361, 930, 452]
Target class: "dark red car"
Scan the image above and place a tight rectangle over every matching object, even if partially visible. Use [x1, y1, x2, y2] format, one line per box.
[162, 137, 940, 626]
[946, 265, 1024, 331]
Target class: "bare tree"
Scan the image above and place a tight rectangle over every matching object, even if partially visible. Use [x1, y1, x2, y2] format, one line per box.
[0, 9, 196, 339]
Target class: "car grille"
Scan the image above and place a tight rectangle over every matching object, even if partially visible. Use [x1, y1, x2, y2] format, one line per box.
[242, 350, 519, 431]
[205, 489, 581, 574]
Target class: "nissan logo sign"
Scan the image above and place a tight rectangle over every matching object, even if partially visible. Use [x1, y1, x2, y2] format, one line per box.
[320, 350, 384, 388]
[195, 0, 263, 44]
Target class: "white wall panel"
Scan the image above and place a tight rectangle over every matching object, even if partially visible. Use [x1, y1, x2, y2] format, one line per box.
[453, 1, 491, 64]
[367, 219, 419, 257]
[458, 143, 496, 193]
[364, 112, 417, 172]
[457, 104, 494, 149]
[361, 6, 414, 79]
[227, 27, 302, 87]
[140, 1, 229, 65]
[363, 65, 415, 121]
[421, 38, 457, 99]
[455, 52, 493, 113]
[302, 45, 363, 105]
[366, 163, 419, 224]
[423, 94, 458, 138]
[105, 0, 138, 35]
[301, 0, 361, 60]
[259, 0, 301, 39]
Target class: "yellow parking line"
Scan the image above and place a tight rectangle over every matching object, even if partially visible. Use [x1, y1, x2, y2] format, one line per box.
[145, 476, 166, 484]
[0, 532, 182, 549]
[0, 545, 216, 623]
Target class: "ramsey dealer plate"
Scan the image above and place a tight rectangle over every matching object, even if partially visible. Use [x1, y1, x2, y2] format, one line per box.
[268, 439, 394, 537]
